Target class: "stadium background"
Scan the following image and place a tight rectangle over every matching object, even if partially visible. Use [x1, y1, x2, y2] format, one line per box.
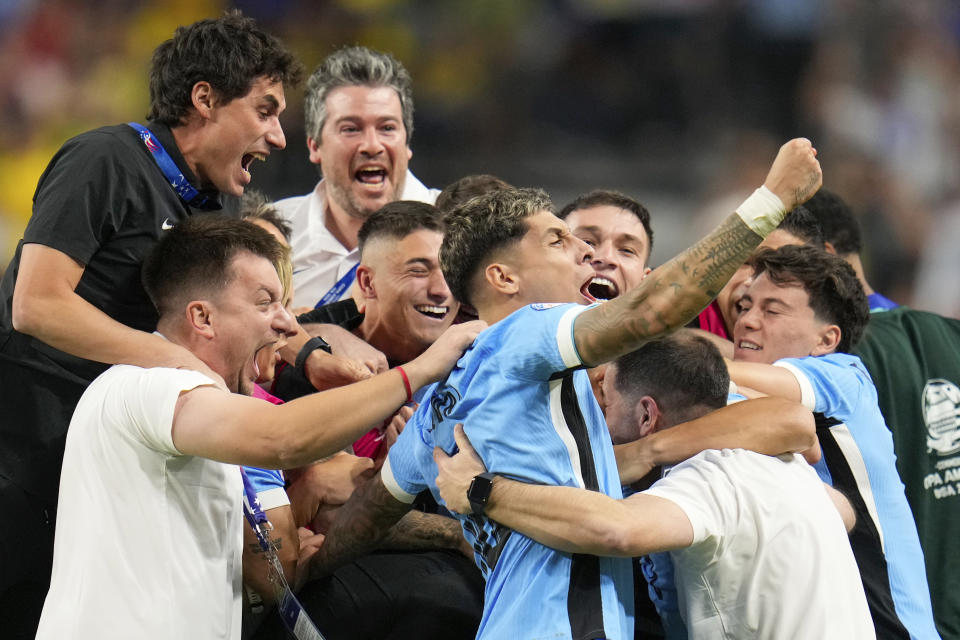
[1, 0, 958, 315]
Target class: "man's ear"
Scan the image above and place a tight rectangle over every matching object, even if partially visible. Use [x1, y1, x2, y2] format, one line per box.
[356, 265, 376, 300]
[191, 82, 215, 120]
[823, 241, 838, 256]
[307, 136, 323, 165]
[812, 323, 842, 356]
[636, 396, 662, 438]
[186, 300, 215, 338]
[483, 262, 519, 297]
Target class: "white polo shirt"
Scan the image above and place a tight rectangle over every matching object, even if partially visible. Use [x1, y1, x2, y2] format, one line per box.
[277, 170, 439, 309]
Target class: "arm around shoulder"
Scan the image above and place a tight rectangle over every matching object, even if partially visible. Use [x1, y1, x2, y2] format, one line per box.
[13, 243, 218, 376]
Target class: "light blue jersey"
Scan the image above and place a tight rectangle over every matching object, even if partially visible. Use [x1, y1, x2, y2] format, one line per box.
[383, 303, 633, 640]
[775, 352, 940, 640]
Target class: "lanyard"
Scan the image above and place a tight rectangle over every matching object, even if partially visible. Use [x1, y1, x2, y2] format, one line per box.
[314, 262, 359, 309]
[240, 469, 326, 640]
[127, 122, 215, 209]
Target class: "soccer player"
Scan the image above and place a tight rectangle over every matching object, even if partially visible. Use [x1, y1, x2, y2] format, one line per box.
[727, 244, 940, 639]
[302, 138, 821, 639]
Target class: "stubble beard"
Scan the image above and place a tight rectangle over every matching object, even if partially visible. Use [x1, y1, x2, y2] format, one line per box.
[327, 172, 406, 221]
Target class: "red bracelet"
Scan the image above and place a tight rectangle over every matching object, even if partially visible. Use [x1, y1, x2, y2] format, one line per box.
[396, 366, 413, 403]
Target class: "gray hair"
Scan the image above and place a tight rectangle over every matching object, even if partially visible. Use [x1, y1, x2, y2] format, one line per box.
[304, 46, 414, 144]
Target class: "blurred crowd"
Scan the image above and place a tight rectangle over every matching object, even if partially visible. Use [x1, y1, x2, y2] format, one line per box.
[1, 0, 958, 316]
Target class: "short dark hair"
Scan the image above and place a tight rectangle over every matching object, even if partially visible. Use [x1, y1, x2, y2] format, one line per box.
[558, 190, 654, 252]
[747, 245, 869, 353]
[304, 46, 414, 144]
[803, 189, 862, 255]
[613, 331, 728, 424]
[776, 205, 824, 247]
[435, 174, 514, 213]
[357, 201, 444, 258]
[238, 189, 292, 241]
[147, 11, 303, 126]
[440, 188, 553, 307]
[142, 214, 285, 317]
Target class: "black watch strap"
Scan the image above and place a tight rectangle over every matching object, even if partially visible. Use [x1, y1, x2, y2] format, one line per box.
[467, 472, 497, 515]
[295, 336, 333, 376]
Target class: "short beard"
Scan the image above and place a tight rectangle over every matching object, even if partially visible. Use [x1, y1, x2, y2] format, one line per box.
[326, 172, 406, 220]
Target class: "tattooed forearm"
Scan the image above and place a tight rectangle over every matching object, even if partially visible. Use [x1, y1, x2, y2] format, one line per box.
[308, 471, 411, 579]
[575, 213, 762, 366]
[380, 511, 468, 552]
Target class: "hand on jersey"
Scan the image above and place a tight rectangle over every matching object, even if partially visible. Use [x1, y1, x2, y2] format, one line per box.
[433, 423, 488, 515]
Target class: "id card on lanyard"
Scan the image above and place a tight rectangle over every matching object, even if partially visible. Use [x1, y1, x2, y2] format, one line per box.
[241, 469, 326, 640]
[314, 262, 359, 309]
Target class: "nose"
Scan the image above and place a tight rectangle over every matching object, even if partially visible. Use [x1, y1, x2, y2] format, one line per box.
[736, 303, 760, 332]
[590, 241, 614, 268]
[427, 270, 453, 303]
[574, 236, 594, 264]
[358, 126, 385, 156]
[266, 117, 286, 150]
[274, 303, 297, 337]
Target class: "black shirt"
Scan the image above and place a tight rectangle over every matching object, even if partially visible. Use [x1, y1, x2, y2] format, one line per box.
[0, 121, 220, 502]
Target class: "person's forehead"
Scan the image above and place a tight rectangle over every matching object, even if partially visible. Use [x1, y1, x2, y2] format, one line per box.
[228, 251, 281, 290]
[242, 76, 286, 110]
[567, 206, 648, 239]
[525, 209, 567, 237]
[323, 84, 403, 120]
[366, 229, 443, 263]
[747, 272, 808, 305]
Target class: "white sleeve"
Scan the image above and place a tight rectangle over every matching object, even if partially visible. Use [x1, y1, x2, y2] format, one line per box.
[123, 367, 217, 456]
[644, 452, 738, 549]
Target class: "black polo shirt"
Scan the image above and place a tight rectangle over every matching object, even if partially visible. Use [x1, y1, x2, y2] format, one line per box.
[0, 121, 220, 503]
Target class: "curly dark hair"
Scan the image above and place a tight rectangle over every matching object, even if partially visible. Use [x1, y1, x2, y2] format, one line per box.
[746, 245, 869, 353]
[147, 11, 303, 125]
[440, 188, 554, 307]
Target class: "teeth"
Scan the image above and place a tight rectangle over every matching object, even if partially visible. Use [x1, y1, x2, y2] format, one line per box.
[251, 152, 266, 162]
[738, 341, 760, 350]
[415, 305, 448, 316]
[592, 277, 615, 288]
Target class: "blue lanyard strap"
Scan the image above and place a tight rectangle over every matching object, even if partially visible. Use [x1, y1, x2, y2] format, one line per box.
[314, 262, 359, 309]
[240, 468, 327, 639]
[127, 122, 214, 209]
[240, 468, 272, 551]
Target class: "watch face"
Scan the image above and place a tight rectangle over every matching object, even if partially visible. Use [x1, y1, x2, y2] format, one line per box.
[468, 473, 494, 515]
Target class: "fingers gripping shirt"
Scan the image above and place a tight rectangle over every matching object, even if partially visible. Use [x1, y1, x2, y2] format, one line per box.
[382, 303, 633, 640]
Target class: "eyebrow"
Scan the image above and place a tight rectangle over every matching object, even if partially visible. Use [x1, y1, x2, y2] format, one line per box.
[259, 94, 281, 112]
[543, 226, 566, 241]
[404, 257, 434, 268]
[574, 225, 645, 244]
[256, 285, 279, 301]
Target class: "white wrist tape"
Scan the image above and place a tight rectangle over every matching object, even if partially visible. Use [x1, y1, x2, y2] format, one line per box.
[735, 186, 786, 237]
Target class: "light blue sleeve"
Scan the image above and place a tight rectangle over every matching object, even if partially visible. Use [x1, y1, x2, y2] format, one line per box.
[499, 303, 595, 382]
[242, 466, 284, 493]
[773, 353, 868, 417]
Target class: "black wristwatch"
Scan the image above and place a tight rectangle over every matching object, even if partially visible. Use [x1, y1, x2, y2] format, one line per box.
[295, 336, 333, 376]
[467, 472, 497, 515]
